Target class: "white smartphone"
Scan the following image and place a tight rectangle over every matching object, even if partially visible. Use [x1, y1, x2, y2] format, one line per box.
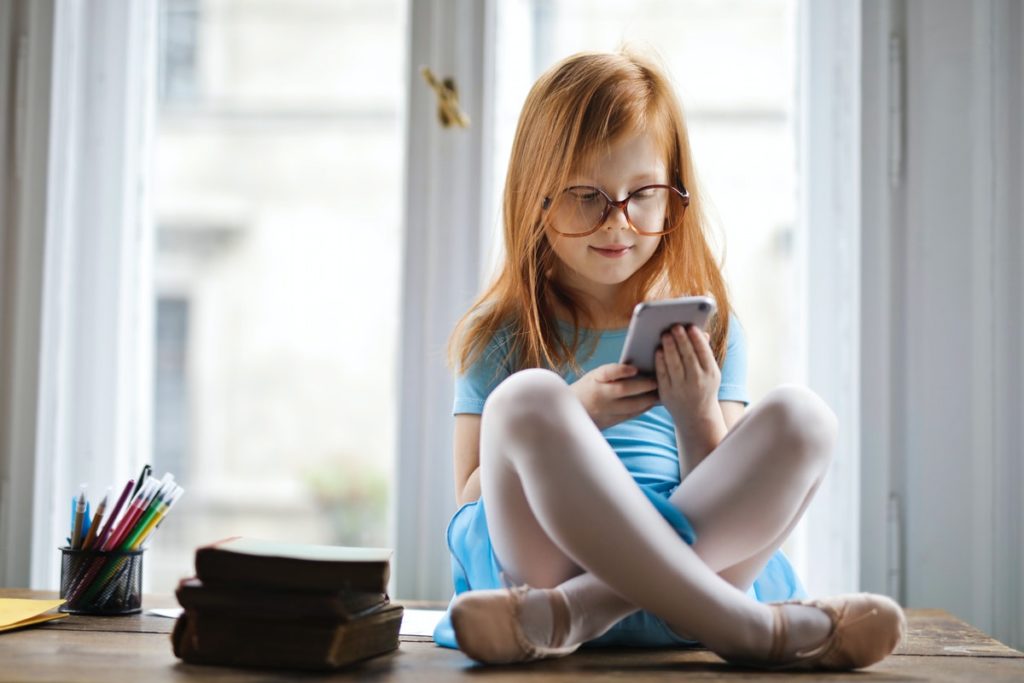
[618, 295, 717, 375]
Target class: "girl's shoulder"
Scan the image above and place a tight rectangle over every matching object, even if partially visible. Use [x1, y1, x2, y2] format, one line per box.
[726, 312, 747, 348]
[465, 320, 518, 374]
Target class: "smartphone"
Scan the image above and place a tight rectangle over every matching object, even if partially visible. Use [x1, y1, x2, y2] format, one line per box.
[618, 295, 717, 375]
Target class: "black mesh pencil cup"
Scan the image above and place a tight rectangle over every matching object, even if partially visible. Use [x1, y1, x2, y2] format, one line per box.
[59, 546, 144, 615]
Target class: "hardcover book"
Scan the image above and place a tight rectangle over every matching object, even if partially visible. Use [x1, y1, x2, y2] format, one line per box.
[194, 537, 391, 593]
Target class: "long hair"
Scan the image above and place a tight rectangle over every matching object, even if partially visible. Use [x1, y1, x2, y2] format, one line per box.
[449, 49, 733, 376]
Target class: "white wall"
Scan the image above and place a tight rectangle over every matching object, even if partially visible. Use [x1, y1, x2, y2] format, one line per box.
[861, 0, 1024, 649]
[0, 0, 55, 587]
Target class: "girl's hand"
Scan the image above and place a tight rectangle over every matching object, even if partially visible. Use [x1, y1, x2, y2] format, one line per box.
[654, 324, 721, 427]
[570, 363, 659, 431]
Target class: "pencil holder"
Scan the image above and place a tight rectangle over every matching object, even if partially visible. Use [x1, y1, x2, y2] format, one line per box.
[58, 547, 144, 615]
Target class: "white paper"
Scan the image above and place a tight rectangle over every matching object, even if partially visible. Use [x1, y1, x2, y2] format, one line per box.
[399, 608, 445, 637]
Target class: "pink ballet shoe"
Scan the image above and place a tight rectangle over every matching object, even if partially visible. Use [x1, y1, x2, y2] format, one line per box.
[449, 584, 580, 664]
[735, 592, 907, 670]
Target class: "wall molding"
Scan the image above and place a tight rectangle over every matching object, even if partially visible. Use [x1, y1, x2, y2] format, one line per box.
[394, 0, 497, 600]
[0, 0, 55, 588]
[797, 0, 862, 597]
[861, 0, 1023, 649]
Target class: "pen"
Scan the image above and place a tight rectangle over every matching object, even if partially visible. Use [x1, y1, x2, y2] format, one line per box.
[130, 464, 151, 498]
[67, 479, 157, 604]
[80, 488, 110, 550]
[70, 485, 87, 549]
[93, 479, 134, 551]
[118, 483, 168, 550]
[106, 477, 162, 551]
[131, 487, 184, 549]
[125, 484, 181, 549]
[79, 482, 184, 605]
[102, 479, 153, 551]
[65, 478, 136, 595]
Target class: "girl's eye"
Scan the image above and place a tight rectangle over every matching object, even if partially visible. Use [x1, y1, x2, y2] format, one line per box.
[569, 189, 600, 202]
[633, 189, 657, 199]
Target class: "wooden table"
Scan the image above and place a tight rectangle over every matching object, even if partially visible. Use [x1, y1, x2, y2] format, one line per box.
[1, 589, 1022, 681]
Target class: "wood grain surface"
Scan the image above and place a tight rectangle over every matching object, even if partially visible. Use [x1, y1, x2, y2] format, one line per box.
[1, 589, 1021, 682]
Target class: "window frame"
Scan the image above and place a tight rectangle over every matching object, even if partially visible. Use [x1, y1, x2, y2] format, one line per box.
[1, 0, 866, 603]
[393, 0, 498, 600]
[0, 0, 156, 589]
[794, 0, 862, 597]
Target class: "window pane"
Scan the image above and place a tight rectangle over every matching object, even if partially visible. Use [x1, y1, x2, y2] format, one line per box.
[149, 0, 404, 591]
[493, 0, 799, 401]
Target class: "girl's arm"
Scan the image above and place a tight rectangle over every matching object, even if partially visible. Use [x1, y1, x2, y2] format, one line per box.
[676, 400, 746, 479]
[453, 414, 483, 505]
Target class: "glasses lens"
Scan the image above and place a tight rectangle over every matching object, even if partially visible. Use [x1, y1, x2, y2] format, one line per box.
[549, 187, 607, 234]
[547, 185, 687, 235]
[627, 187, 686, 234]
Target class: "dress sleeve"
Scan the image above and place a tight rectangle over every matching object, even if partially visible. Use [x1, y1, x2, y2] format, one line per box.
[452, 330, 513, 415]
[717, 313, 750, 405]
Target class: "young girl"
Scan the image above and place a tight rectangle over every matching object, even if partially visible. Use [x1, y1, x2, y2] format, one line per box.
[431, 49, 905, 670]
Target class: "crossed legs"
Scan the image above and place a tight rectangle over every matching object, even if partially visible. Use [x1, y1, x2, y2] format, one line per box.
[478, 368, 837, 658]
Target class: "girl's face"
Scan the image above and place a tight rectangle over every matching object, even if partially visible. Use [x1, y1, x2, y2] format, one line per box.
[544, 130, 667, 306]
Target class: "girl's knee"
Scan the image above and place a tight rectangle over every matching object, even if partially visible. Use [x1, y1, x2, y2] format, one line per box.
[758, 384, 838, 464]
[482, 368, 572, 432]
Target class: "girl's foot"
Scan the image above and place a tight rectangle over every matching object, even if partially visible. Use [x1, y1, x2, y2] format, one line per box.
[450, 584, 581, 664]
[731, 592, 907, 670]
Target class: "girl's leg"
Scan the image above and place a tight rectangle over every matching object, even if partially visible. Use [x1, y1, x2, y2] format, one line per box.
[559, 475, 824, 644]
[479, 370, 832, 660]
[673, 384, 835, 586]
[544, 385, 836, 645]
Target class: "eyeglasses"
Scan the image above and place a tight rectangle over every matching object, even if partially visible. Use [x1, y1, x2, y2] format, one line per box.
[542, 183, 690, 237]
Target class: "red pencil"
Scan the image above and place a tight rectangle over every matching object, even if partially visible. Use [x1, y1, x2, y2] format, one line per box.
[104, 478, 162, 551]
[65, 477, 136, 601]
[92, 478, 135, 550]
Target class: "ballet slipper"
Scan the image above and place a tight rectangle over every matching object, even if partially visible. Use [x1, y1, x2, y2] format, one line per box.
[450, 583, 580, 665]
[730, 592, 907, 670]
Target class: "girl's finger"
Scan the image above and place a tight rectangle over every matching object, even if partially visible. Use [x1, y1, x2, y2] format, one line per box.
[673, 325, 700, 377]
[690, 325, 716, 373]
[655, 348, 670, 389]
[618, 391, 661, 416]
[615, 375, 659, 397]
[598, 363, 637, 383]
[662, 331, 686, 381]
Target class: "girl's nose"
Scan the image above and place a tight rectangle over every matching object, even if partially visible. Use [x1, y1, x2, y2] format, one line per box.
[603, 204, 630, 230]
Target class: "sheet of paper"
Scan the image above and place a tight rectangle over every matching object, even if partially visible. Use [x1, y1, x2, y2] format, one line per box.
[399, 608, 445, 637]
[0, 598, 68, 633]
[147, 607, 184, 619]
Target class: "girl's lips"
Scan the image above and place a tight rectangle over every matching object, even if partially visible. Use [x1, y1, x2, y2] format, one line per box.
[590, 245, 632, 258]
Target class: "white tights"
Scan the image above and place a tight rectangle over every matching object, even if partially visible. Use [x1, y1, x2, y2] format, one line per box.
[479, 368, 838, 660]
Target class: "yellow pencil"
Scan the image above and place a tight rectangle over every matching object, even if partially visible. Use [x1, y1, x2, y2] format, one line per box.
[130, 487, 183, 550]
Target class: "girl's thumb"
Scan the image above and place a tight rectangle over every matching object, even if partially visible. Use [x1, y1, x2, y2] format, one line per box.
[617, 363, 638, 378]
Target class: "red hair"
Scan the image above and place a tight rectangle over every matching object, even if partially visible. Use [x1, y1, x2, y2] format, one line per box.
[449, 49, 733, 376]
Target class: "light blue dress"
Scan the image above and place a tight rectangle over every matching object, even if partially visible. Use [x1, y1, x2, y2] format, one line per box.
[433, 316, 806, 649]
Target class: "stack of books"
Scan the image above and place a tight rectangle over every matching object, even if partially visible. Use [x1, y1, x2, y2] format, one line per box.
[171, 537, 402, 670]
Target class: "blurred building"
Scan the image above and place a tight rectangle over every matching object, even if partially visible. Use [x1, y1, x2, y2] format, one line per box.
[149, 0, 403, 590]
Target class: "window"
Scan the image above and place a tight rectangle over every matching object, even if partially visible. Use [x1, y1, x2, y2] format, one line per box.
[148, 0, 405, 590]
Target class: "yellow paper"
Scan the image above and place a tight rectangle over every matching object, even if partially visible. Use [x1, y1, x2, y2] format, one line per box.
[0, 598, 69, 633]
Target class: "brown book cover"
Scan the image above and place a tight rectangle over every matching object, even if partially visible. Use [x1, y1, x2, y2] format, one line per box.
[171, 603, 403, 670]
[175, 577, 389, 621]
[194, 537, 391, 594]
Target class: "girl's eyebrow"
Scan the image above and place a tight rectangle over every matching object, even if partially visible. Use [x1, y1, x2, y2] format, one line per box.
[569, 173, 663, 187]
